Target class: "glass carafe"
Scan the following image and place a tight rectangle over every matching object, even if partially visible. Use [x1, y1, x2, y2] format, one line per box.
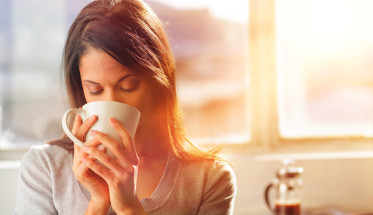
[264, 159, 304, 215]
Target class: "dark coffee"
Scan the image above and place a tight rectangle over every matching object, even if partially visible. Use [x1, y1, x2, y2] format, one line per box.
[274, 203, 300, 215]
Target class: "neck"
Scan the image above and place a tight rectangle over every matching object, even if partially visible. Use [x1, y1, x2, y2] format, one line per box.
[134, 126, 171, 159]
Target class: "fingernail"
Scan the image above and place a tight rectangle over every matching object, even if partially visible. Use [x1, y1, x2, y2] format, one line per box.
[90, 130, 98, 136]
[98, 145, 105, 151]
[89, 115, 96, 121]
[110, 118, 117, 124]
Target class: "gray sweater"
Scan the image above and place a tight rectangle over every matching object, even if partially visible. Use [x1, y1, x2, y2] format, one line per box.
[14, 140, 236, 215]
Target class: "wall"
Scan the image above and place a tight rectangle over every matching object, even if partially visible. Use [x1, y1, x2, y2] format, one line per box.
[0, 161, 19, 215]
[1, 151, 372, 214]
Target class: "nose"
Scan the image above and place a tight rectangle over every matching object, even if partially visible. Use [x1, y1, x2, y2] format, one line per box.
[102, 88, 122, 103]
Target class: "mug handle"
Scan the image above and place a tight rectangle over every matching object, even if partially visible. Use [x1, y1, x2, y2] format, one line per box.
[62, 109, 85, 147]
[264, 183, 275, 214]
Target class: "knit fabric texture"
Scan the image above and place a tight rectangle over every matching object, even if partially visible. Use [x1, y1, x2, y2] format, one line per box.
[14, 140, 236, 215]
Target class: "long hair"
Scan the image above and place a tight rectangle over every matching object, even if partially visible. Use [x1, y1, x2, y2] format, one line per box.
[62, 0, 221, 161]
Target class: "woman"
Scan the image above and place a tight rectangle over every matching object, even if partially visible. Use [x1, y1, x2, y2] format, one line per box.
[14, 0, 236, 214]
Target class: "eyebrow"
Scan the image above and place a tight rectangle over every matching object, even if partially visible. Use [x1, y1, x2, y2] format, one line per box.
[83, 74, 140, 85]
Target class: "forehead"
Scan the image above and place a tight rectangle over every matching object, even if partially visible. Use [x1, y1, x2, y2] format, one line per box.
[79, 47, 134, 81]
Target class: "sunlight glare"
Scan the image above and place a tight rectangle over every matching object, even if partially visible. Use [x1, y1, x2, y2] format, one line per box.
[150, 0, 248, 23]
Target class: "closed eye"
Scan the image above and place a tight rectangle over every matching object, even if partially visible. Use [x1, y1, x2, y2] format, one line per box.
[90, 89, 104, 95]
[83, 80, 104, 96]
[119, 76, 140, 92]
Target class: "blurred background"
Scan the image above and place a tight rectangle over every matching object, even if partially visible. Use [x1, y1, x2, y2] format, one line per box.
[0, 0, 250, 146]
[0, 0, 372, 146]
[0, 0, 372, 214]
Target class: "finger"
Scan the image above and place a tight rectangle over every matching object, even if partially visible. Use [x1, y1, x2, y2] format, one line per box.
[110, 118, 139, 164]
[73, 143, 81, 165]
[110, 118, 137, 151]
[73, 142, 88, 171]
[82, 146, 126, 173]
[89, 131, 124, 160]
[84, 137, 104, 148]
[74, 142, 80, 155]
[90, 130, 137, 166]
[79, 138, 104, 162]
[73, 138, 101, 169]
[73, 146, 91, 174]
[90, 130, 122, 155]
[74, 150, 101, 179]
[75, 115, 98, 141]
[75, 156, 94, 180]
[72, 114, 82, 135]
[81, 156, 114, 183]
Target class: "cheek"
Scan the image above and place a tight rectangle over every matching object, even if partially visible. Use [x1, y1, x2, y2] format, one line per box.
[81, 87, 96, 103]
[128, 81, 158, 114]
[133, 89, 163, 124]
[81, 87, 91, 102]
[133, 93, 155, 117]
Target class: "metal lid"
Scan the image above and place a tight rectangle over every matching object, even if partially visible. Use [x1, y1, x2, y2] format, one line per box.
[276, 159, 304, 179]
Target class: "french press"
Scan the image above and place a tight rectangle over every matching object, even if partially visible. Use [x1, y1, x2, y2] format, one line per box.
[264, 159, 304, 215]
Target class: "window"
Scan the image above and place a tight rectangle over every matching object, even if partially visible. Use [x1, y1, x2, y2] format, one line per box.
[277, 0, 373, 138]
[249, 0, 372, 147]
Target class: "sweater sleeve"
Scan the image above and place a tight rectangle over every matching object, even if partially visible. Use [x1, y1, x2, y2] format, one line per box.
[197, 160, 237, 215]
[14, 147, 57, 215]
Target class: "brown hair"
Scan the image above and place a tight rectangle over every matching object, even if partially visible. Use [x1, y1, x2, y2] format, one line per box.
[62, 0, 221, 161]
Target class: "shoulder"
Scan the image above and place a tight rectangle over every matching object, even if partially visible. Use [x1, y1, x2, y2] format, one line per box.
[25, 143, 71, 161]
[210, 160, 235, 179]
[15, 140, 74, 214]
[182, 158, 235, 178]
[176, 158, 236, 213]
[180, 158, 236, 191]
[21, 141, 73, 173]
[205, 159, 236, 193]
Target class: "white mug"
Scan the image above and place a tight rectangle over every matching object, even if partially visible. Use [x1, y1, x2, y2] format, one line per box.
[62, 101, 141, 147]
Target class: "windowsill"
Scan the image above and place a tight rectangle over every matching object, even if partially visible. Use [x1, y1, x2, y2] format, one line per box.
[0, 160, 20, 169]
[0, 147, 30, 161]
[1, 138, 373, 162]
[204, 138, 373, 160]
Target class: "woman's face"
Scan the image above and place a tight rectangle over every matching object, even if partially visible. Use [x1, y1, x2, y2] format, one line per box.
[79, 47, 164, 137]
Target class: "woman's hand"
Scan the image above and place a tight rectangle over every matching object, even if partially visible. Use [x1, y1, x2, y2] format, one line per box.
[71, 114, 110, 214]
[80, 118, 146, 215]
